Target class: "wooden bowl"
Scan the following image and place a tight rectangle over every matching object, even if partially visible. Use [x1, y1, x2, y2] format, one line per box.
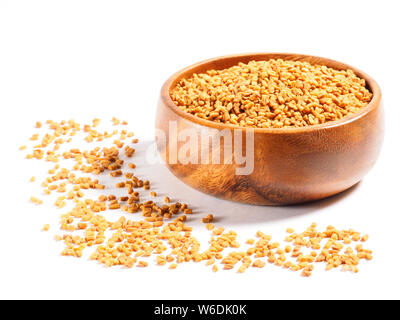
[156, 53, 384, 205]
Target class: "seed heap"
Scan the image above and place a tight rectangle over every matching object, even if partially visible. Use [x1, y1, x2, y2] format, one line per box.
[170, 59, 373, 128]
[21, 118, 372, 276]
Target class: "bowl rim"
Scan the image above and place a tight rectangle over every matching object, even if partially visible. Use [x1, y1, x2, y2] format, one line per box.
[160, 52, 382, 134]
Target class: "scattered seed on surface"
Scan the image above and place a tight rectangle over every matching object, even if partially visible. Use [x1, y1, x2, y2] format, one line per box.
[20, 118, 373, 277]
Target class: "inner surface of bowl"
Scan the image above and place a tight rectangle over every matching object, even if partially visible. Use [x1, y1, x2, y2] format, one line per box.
[157, 53, 384, 205]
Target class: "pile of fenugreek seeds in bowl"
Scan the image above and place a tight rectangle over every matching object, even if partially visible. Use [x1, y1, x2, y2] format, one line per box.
[170, 59, 373, 128]
[21, 118, 373, 276]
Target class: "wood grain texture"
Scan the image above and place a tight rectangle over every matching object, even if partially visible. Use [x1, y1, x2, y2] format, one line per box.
[156, 53, 384, 205]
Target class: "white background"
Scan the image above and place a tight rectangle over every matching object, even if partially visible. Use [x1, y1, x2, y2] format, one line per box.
[0, 0, 399, 300]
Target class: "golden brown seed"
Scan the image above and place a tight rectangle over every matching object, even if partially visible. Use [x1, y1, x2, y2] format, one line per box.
[202, 213, 214, 223]
[246, 239, 255, 245]
[109, 203, 120, 210]
[252, 259, 266, 268]
[213, 227, 225, 236]
[137, 261, 148, 267]
[77, 223, 87, 229]
[206, 223, 214, 230]
[30, 196, 43, 205]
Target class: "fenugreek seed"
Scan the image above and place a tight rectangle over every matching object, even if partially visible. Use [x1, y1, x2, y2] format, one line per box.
[310, 222, 317, 228]
[352, 234, 361, 241]
[213, 227, 224, 236]
[137, 261, 148, 267]
[98, 195, 107, 202]
[206, 223, 214, 230]
[202, 214, 214, 223]
[110, 170, 122, 177]
[361, 235, 369, 242]
[206, 258, 215, 266]
[301, 269, 312, 277]
[30, 196, 43, 205]
[92, 118, 100, 127]
[109, 203, 120, 210]
[116, 182, 125, 188]
[252, 259, 266, 268]
[153, 221, 163, 227]
[42, 224, 50, 231]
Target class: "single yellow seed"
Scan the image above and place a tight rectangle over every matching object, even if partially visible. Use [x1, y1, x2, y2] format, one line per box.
[213, 227, 224, 236]
[206, 223, 214, 230]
